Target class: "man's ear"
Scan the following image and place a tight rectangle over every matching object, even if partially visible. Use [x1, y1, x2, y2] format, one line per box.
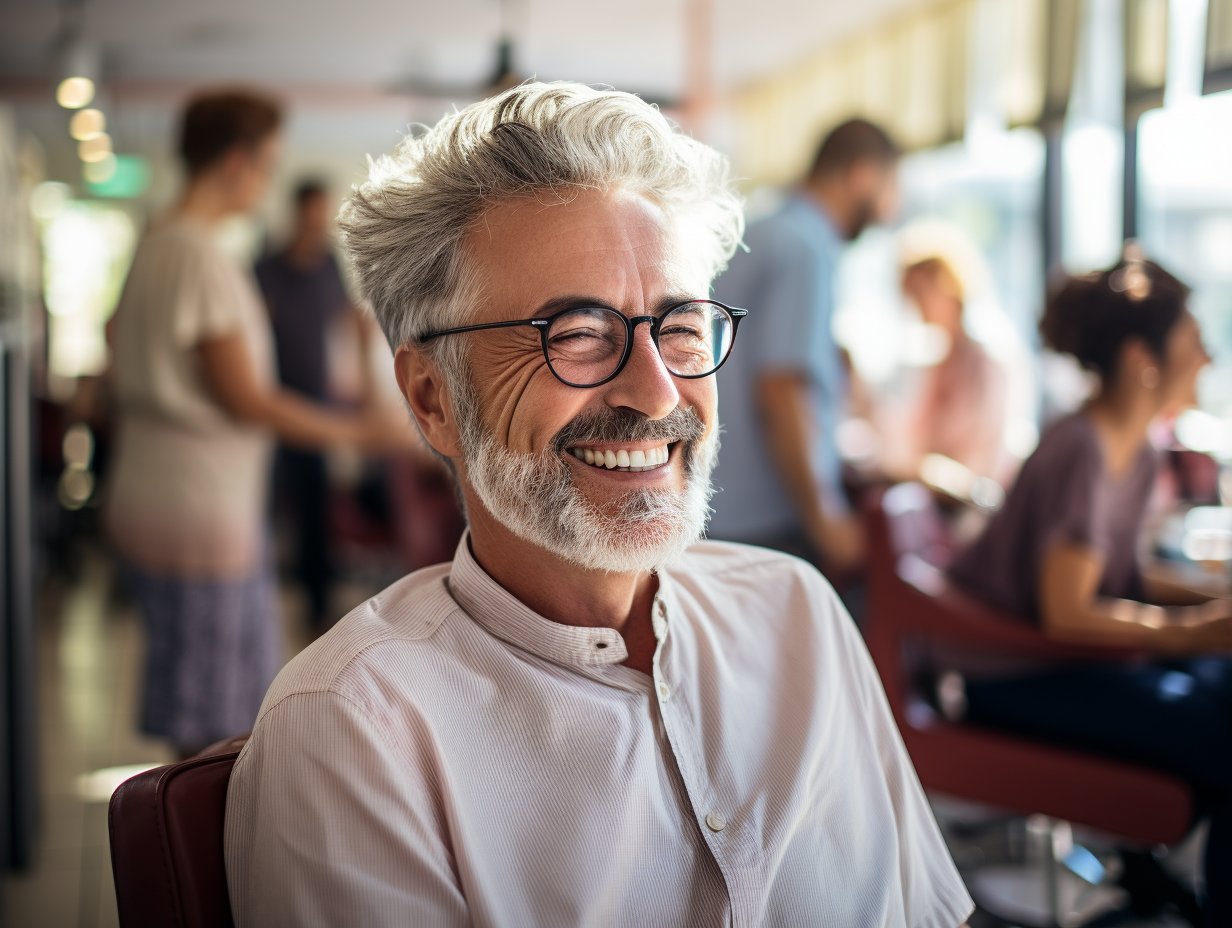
[394, 343, 462, 458]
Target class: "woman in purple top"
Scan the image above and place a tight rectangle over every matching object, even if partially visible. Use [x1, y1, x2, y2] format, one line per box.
[949, 254, 1232, 926]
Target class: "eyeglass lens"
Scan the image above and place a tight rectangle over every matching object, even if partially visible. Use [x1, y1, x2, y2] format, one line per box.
[545, 302, 735, 386]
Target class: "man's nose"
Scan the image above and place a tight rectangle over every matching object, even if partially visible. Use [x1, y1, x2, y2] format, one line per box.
[601, 324, 680, 420]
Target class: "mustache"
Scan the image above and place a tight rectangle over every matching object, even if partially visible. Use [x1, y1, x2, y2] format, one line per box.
[550, 406, 706, 456]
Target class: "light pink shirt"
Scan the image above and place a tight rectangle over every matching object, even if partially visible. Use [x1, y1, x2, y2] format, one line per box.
[225, 535, 972, 927]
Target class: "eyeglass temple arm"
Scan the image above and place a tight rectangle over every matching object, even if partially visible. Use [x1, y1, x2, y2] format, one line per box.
[416, 318, 546, 344]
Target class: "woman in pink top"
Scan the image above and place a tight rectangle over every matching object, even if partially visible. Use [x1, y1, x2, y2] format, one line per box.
[897, 257, 1008, 479]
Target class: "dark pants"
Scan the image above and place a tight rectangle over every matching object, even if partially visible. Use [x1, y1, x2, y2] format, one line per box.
[277, 448, 330, 628]
[966, 658, 1232, 925]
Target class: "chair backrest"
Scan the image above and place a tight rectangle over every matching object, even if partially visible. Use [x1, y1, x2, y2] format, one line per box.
[865, 483, 1138, 664]
[863, 485, 1193, 846]
[109, 734, 249, 928]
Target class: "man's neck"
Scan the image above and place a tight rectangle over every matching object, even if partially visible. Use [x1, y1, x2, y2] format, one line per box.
[286, 235, 326, 269]
[464, 502, 660, 675]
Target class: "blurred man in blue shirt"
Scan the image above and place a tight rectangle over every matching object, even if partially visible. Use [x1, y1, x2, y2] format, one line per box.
[710, 120, 898, 581]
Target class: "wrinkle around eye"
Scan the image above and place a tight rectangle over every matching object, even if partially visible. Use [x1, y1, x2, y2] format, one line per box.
[482, 348, 553, 446]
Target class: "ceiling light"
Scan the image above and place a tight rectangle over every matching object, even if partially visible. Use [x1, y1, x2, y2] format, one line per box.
[57, 77, 95, 109]
[69, 107, 105, 140]
[55, 34, 100, 109]
[78, 133, 112, 163]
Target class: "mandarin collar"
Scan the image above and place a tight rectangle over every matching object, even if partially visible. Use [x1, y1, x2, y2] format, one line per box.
[447, 532, 633, 667]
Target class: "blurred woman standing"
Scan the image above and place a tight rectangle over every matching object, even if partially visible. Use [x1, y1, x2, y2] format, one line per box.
[106, 91, 398, 757]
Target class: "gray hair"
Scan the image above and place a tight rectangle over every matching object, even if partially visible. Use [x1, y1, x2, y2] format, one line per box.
[338, 81, 745, 351]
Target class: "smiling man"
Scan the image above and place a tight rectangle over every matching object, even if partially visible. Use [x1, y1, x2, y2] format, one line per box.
[224, 83, 973, 928]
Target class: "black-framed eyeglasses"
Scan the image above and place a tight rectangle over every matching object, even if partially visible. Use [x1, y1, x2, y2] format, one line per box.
[417, 299, 748, 388]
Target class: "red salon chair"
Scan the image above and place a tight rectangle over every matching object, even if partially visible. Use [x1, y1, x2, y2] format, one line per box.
[109, 733, 250, 928]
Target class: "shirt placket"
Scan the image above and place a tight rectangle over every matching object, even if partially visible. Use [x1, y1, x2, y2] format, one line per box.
[649, 588, 743, 928]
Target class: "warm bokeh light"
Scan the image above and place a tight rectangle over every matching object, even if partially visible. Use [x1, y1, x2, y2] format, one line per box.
[56, 76, 95, 109]
[69, 108, 105, 141]
[78, 133, 112, 163]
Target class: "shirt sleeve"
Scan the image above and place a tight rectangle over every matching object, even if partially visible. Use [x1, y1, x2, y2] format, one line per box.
[828, 580, 976, 928]
[225, 691, 468, 928]
[170, 237, 252, 349]
[1040, 427, 1105, 552]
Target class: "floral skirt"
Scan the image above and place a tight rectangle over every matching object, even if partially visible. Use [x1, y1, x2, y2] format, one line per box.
[123, 560, 282, 753]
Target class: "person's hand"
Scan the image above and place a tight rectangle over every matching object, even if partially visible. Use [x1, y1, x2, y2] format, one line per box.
[1187, 606, 1232, 651]
[1193, 597, 1232, 621]
[811, 513, 866, 577]
[1188, 616, 1232, 651]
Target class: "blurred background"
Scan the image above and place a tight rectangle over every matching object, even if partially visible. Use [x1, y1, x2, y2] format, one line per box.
[1, 0, 1231, 925]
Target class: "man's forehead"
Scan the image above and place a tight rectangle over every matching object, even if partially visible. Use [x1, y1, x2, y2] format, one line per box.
[464, 188, 702, 315]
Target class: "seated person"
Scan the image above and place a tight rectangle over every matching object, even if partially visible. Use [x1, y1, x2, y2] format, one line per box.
[948, 254, 1232, 926]
[224, 83, 974, 928]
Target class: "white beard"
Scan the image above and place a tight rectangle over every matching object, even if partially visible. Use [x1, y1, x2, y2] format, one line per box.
[460, 420, 718, 574]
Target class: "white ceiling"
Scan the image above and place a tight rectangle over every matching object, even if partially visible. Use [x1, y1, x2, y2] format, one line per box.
[1, 0, 930, 102]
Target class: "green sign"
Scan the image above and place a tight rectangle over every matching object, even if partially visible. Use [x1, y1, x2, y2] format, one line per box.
[84, 154, 151, 199]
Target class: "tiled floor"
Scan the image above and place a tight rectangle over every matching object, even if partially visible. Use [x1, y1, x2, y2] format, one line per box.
[2, 544, 1205, 928]
[5, 547, 172, 928]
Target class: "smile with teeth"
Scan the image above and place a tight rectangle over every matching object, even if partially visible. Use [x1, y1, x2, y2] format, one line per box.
[568, 444, 671, 472]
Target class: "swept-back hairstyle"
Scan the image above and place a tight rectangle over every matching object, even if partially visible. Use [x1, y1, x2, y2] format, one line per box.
[338, 82, 745, 352]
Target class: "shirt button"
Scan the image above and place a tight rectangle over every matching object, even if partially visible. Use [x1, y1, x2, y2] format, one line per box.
[657, 601, 667, 618]
[657, 681, 671, 700]
[705, 811, 727, 832]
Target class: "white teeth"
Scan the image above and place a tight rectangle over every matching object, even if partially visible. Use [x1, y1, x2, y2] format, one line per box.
[569, 444, 672, 469]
